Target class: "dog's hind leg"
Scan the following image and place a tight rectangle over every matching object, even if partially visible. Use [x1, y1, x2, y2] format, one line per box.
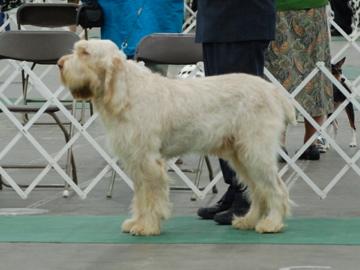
[230, 158, 263, 230]
[253, 168, 289, 233]
[122, 154, 171, 236]
[235, 145, 289, 233]
[345, 102, 357, 147]
[232, 190, 264, 230]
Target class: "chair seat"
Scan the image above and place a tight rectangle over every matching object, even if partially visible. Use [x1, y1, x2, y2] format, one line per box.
[3, 103, 73, 113]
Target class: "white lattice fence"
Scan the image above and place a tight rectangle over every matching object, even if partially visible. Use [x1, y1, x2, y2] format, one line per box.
[1, 3, 360, 200]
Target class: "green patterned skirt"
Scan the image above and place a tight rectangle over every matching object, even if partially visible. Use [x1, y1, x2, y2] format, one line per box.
[265, 6, 333, 117]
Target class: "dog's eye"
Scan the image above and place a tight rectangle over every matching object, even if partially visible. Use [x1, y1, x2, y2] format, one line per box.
[76, 47, 90, 57]
[81, 50, 90, 56]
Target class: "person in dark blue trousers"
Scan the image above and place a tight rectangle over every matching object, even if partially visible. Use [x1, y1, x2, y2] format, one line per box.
[195, 0, 276, 225]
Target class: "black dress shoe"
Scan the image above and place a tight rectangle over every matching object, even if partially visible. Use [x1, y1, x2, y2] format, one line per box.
[197, 186, 235, 219]
[213, 190, 250, 225]
[213, 206, 249, 225]
[197, 201, 231, 220]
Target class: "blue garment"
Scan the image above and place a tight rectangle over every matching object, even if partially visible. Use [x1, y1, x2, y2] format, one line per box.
[0, 12, 10, 31]
[196, 0, 276, 42]
[98, 0, 183, 58]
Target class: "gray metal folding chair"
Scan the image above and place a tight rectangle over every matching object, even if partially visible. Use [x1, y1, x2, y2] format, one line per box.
[16, 3, 93, 121]
[106, 33, 217, 200]
[17, 2, 89, 39]
[16, 3, 79, 30]
[0, 30, 80, 193]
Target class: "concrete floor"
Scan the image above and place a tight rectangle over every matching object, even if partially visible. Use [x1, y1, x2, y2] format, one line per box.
[1, 21, 360, 270]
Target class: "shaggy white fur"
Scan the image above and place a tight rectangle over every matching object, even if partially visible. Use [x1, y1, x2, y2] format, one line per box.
[58, 39, 296, 236]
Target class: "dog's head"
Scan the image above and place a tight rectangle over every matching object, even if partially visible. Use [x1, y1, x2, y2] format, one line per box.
[58, 39, 126, 102]
[331, 57, 346, 81]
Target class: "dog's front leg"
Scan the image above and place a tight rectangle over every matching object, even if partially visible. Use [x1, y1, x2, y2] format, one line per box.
[122, 155, 171, 236]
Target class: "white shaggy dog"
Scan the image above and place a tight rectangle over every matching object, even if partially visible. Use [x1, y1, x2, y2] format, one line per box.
[58, 39, 296, 236]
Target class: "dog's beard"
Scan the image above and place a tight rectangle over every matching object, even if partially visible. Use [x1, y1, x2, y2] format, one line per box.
[70, 84, 93, 100]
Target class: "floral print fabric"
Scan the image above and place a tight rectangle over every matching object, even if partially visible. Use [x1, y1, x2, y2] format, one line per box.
[265, 6, 333, 117]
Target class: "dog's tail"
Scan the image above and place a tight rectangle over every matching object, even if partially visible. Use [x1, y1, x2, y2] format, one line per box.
[276, 88, 297, 126]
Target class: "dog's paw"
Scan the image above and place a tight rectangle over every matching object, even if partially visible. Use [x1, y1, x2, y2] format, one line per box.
[349, 138, 357, 148]
[129, 223, 161, 236]
[255, 218, 284, 234]
[122, 218, 161, 236]
[232, 216, 256, 230]
[349, 142, 357, 148]
[121, 218, 137, 233]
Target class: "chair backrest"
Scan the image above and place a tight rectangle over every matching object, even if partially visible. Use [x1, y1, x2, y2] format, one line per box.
[17, 3, 78, 29]
[0, 31, 80, 64]
[134, 33, 203, 65]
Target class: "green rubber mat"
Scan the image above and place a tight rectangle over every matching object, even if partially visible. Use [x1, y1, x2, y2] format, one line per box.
[0, 216, 359, 245]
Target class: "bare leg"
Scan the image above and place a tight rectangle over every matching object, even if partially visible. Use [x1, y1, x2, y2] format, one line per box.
[304, 115, 324, 144]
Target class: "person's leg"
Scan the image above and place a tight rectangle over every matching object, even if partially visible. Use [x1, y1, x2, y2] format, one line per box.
[330, 0, 353, 35]
[198, 40, 269, 224]
[304, 115, 324, 143]
[299, 115, 324, 160]
[196, 43, 237, 220]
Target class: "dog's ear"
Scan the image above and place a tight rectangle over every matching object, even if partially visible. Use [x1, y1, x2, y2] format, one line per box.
[103, 55, 123, 105]
[74, 40, 91, 56]
[334, 57, 346, 68]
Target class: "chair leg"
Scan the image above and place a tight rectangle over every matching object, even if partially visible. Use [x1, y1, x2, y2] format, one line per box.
[21, 70, 29, 123]
[190, 155, 217, 200]
[79, 100, 85, 124]
[68, 101, 78, 184]
[190, 156, 205, 201]
[89, 101, 94, 116]
[106, 169, 117, 198]
[204, 155, 217, 194]
[78, 100, 93, 124]
[49, 111, 77, 197]
[21, 63, 36, 124]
